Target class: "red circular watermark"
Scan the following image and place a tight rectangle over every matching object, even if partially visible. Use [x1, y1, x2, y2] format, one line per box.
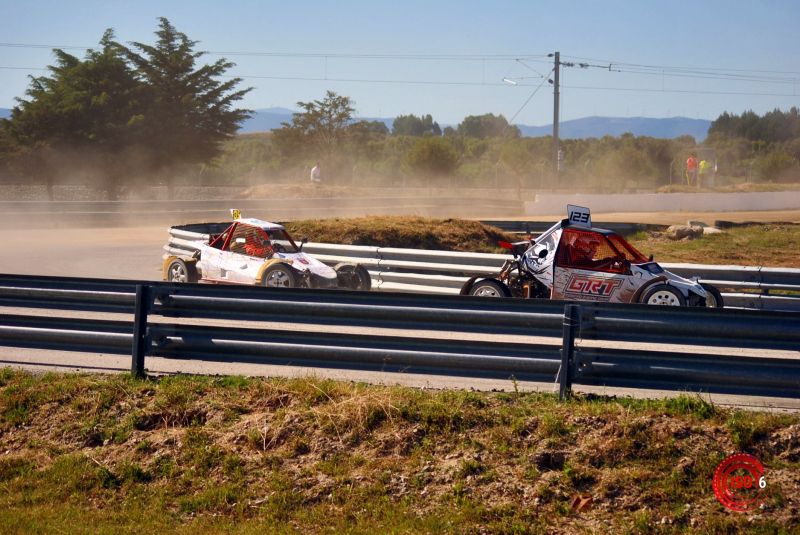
[712, 453, 766, 512]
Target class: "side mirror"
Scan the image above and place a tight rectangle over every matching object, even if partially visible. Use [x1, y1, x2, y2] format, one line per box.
[300, 236, 308, 251]
[648, 254, 654, 262]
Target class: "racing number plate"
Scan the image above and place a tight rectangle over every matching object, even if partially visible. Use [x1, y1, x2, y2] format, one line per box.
[567, 204, 591, 228]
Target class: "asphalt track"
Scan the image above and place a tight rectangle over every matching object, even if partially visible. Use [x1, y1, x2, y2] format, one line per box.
[1, 211, 799, 410]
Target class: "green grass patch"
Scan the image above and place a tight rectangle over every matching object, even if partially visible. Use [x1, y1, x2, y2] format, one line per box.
[629, 223, 800, 267]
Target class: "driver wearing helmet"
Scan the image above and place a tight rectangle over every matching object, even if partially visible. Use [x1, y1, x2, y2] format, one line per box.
[572, 236, 600, 264]
[570, 235, 626, 271]
[244, 232, 274, 258]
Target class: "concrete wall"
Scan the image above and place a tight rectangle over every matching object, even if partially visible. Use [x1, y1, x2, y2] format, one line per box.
[524, 191, 800, 215]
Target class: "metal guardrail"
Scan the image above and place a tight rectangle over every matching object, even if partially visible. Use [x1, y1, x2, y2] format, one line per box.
[164, 229, 800, 310]
[0, 274, 799, 399]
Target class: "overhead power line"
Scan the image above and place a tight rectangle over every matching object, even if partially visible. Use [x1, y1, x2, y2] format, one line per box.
[562, 84, 799, 98]
[609, 67, 798, 84]
[0, 66, 47, 71]
[1, 65, 796, 96]
[0, 43, 548, 61]
[2, 41, 797, 78]
[0, 42, 89, 50]
[561, 54, 800, 76]
[1, 42, 797, 97]
[2, 41, 796, 83]
[508, 68, 555, 124]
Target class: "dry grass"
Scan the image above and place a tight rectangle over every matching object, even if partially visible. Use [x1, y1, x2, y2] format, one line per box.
[628, 223, 800, 268]
[1, 370, 798, 533]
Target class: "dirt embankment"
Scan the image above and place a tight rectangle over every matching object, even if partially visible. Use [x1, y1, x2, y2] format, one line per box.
[0, 371, 798, 533]
[285, 216, 517, 253]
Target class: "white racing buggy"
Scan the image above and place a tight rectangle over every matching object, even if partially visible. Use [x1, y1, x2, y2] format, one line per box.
[460, 205, 723, 307]
[163, 210, 371, 291]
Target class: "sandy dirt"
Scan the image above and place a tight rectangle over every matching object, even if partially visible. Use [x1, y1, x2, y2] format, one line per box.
[1, 226, 167, 280]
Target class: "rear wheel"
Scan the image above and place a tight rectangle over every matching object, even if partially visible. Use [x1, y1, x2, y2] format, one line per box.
[334, 263, 372, 291]
[167, 259, 198, 283]
[469, 280, 511, 298]
[700, 283, 724, 308]
[641, 284, 686, 306]
[262, 264, 297, 288]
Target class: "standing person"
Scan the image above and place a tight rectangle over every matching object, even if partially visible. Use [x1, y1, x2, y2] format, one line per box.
[686, 153, 698, 186]
[698, 159, 711, 188]
[310, 161, 322, 184]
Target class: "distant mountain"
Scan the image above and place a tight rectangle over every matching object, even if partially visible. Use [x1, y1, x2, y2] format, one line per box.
[239, 108, 394, 133]
[2, 106, 710, 140]
[517, 116, 711, 141]
[240, 110, 709, 140]
[239, 107, 295, 133]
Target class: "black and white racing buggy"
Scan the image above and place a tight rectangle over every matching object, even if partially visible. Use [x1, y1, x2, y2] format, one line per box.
[163, 210, 371, 291]
[461, 205, 723, 307]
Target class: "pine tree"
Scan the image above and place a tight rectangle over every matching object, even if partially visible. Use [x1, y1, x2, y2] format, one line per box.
[124, 17, 251, 192]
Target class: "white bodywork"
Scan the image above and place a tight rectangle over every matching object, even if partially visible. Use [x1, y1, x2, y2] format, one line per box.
[197, 245, 338, 286]
[195, 218, 339, 288]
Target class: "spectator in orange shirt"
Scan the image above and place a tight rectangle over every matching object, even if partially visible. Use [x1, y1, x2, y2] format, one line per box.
[686, 153, 698, 186]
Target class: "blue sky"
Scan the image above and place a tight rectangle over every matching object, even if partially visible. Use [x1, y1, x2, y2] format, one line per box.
[1, 0, 798, 125]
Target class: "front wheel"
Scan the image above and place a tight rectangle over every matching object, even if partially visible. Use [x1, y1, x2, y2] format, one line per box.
[262, 264, 297, 288]
[640, 284, 686, 306]
[167, 259, 198, 283]
[469, 280, 511, 298]
[700, 283, 724, 308]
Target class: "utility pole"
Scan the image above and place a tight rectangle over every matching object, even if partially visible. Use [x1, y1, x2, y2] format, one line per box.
[552, 51, 561, 175]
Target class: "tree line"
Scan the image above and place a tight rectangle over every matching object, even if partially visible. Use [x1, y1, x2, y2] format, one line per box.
[1, 19, 798, 197]
[219, 97, 799, 190]
[0, 18, 250, 199]
[706, 108, 800, 183]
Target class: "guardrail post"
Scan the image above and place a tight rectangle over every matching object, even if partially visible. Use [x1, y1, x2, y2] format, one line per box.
[131, 284, 150, 378]
[558, 304, 580, 401]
